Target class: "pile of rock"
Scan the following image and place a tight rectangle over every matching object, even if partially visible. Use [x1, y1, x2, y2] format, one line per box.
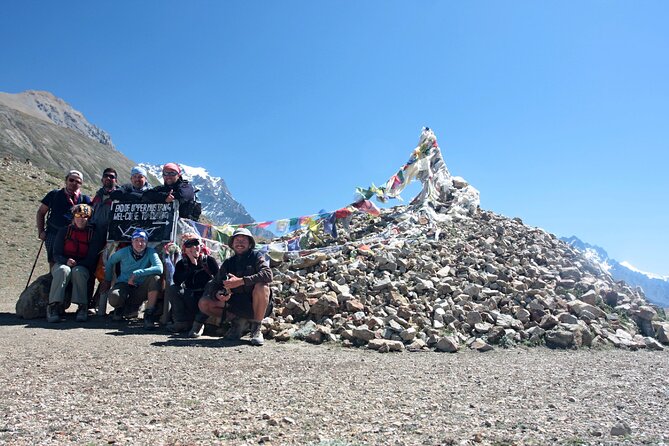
[264, 207, 668, 352]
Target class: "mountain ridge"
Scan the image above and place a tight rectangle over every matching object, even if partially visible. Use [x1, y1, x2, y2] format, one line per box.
[561, 235, 669, 308]
[0, 89, 255, 226]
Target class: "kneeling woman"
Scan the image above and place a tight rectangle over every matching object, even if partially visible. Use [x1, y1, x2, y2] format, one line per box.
[166, 235, 219, 334]
[47, 203, 104, 323]
[102, 229, 163, 329]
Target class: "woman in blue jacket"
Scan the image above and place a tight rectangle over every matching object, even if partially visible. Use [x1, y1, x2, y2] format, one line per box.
[102, 229, 163, 329]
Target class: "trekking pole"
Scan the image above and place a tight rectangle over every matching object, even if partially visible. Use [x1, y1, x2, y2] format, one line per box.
[25, 240, 44, 290]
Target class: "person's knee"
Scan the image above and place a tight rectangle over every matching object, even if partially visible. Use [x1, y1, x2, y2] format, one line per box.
[72, 266, 89, 282]
[145, 275, 162, 293]
[252, 283, 270, 301]
[108, 288, 126, 308]
[198, 297, 219, 315]
[51, 264, 71, 278]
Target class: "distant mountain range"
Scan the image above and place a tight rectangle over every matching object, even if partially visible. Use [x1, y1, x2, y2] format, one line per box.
[0, 90, 256, 226]
[561, 236, 669, 308]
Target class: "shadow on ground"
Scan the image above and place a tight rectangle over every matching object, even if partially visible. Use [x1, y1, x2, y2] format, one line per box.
[0, 312, 253, 347]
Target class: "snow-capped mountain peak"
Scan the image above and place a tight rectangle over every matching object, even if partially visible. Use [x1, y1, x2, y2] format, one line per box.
[139, 163, 254, 225]
[562, 235, 669, 307]
[618, 261, 669, 281]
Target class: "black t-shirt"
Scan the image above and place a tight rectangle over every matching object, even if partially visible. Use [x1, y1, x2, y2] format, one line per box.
[41, 189, 92, 231]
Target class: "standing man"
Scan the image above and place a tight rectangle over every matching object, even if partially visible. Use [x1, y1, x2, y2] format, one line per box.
[90, 167, 119, 233]
[89, 168, 119, 313]
[110, 165, 151, 202]
[142, 162, 201, 221]
[36, 170, 92, 268]
[198, 228, 273, 345]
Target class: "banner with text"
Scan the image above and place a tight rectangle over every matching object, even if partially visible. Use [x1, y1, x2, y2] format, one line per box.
[107, 201, 177, 242]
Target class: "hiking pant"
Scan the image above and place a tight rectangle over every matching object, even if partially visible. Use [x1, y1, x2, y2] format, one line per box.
[44, 228, 59, 263]
[49, 264, 90, 305]
[108, 275, 161, 310]
[166, 285, 202, 324]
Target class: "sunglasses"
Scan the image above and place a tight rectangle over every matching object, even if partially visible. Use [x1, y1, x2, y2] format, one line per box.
[183, 239, 201, 248]
[68, 178, 82, 185]
[162, 171, 178, 177]
[103, 173, 117, 179]
[73, 212, 90, 218]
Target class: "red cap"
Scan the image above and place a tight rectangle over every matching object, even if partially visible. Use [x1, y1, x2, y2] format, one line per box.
[162, 162, 181, 174]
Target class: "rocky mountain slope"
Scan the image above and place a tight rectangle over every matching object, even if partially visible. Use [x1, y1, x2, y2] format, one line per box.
[0, 90, 114, 147]
[0, 90, 135, 184]
[562, 236, 669, 308]
[0, 90, 257, 225]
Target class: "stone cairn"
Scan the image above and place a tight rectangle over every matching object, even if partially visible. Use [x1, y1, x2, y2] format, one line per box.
[263, 129, 668, 352]
[265, 207, 668, 352]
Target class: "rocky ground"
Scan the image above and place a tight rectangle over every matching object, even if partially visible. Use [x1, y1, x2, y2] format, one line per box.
[2, 287, 669, 446]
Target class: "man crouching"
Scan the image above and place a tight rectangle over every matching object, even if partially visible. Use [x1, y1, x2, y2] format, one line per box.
[196, 228, 272, 346]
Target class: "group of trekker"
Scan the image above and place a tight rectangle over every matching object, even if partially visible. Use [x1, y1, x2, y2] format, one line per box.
[35, 164, 272, 346]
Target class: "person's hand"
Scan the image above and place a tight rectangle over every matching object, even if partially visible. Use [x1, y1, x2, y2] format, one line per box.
[38, 231, 46, 241]
[66, 258, 77, 267]
[223, 274, 244, 290]
[165, 191, 175, 203]
[128, 274, 136, 286]
[216, 290, 231, 302]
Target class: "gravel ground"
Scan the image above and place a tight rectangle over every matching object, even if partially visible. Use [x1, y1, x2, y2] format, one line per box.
[1, 286, 668, 446]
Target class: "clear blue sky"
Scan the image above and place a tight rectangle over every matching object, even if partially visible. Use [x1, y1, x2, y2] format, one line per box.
[2, 1, 668, 275]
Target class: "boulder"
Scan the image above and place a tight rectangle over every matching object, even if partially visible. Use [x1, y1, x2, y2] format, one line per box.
[545, 329, 575, 349]
[367, 339, 405, 352]
[290, 252, 328, 270]
[435, 336, 459, 353]
[636, 305, 657, 321]
[16, 274, 52, 319]
[308, 293, 339, 319]
[568, 300, 606, 320]
[653, 322, 669, 344]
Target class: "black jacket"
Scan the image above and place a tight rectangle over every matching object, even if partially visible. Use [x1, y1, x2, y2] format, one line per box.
[204, 250, 272, 298]
[142, 178, 201, 221]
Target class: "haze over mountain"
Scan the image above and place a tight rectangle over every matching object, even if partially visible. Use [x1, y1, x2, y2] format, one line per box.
[562, 236, 669, 308]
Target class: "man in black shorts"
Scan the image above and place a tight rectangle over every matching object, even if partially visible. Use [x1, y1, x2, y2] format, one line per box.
[198, 228, 272, 345]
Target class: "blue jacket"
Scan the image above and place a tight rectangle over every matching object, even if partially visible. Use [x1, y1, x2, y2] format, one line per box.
[105, 246, 163, 284]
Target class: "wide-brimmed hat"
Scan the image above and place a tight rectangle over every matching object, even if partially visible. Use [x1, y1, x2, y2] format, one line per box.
[228, 227, 255, 250]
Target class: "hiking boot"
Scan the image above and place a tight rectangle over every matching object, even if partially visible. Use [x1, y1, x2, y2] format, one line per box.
[75, 304, 88, 322]
[46, 302, 63, 323]
[112, 306, 124, 322]
[143, 307, 157, 330]
[249, 321, 264, 346]
[188, 321, 204, 338]
[166, 321, 190, 333]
